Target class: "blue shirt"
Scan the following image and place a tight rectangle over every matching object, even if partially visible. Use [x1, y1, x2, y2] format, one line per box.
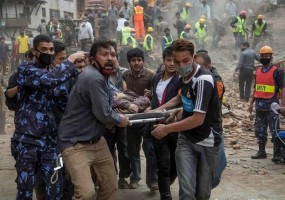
[13, 60, 77, 147]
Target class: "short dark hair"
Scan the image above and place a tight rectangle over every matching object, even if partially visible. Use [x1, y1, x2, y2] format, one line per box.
[53, 40, 66, 55]
[124, 21, 129, 26]
[41, 19, 46, 23]
[119, 12, 124, 18]
[89, 39, 117, 59]
[33, 35, 52, 49]
[172, 39, 195, 56]
[196, 52, 211, 65]
[196, 49, 208, 54]
[127, 48, 144, 63]
[25, 50, 34, 60]
[162, 46, 173, 61]
[242, 41, 250, 47]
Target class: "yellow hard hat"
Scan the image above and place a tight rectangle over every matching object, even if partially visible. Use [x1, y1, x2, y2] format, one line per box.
[147, 27, 154, 32]
[257, 15, 263, 19]
[259, 46, 273, 54]
[130, 28, 136, 32]
[185, 2, 191, 7]
[185, 24, 192, 29]
[200, 15, 206, 19]
[199, 18, 205, 24]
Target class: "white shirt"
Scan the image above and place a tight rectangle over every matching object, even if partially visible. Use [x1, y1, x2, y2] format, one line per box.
[117, 18, 127, 31]
[156, 77, 172, 104]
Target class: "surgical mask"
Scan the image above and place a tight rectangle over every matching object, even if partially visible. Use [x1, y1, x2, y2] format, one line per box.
[260, 58, 271, 66]
[36, 50, 53, 66]
[175, 63, 193, 77]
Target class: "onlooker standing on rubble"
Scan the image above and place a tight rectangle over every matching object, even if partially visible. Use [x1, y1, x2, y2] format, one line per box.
[37, 19, 48, 36]
[109, 1, 119, 39]
[156, 16, 168, 40]
[225, 0, 237, 24]
[147, 0, 156, 26]
[58, 40, 129, 199]
[122, 48, 158, 191]
[78, 16, 94, 51]
[120, 1, 132, 20]
[234, 41, 259, 102]
[200, 0, 211, 20]
[151, 39, 222, 199]
[99, 12, 111, 40]
[174, 12, 186, 39]
[151, 46, 180, 200]
[17, 30, 30, 64]
[0, 37, 9, 76]
[249, 46, 285, 161]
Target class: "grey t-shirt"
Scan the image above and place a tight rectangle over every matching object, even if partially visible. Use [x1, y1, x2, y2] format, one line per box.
[58, 65, 121, 152]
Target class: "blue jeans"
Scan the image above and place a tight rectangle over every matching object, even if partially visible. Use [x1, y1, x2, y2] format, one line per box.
[175, 134, 219, 200]
[212, 137, 227, 189]
[127, 123, 157, 185]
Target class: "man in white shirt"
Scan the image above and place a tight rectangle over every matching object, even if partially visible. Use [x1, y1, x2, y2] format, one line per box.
[116, 13, 127, 46]
[78, 16, 94, 51]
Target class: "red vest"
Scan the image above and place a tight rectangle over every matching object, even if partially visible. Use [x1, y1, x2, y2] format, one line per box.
[134, 6, 143, 21]
[254, 65, 277, 99]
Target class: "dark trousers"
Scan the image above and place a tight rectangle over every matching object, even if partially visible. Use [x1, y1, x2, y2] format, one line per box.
[238, 69, 253, 101]
[104, 127, 132, 179]
[233, 32, 245, 48]
[154, 133, 178, 200]
[127, 123, 157, 185]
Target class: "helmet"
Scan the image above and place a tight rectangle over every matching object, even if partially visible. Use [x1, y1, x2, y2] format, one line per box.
[130, 28, 136, 32]
[147, 27, 154, 32]
[200, 15, 206, 19]
[259, 46, 273, 54]
[199, 18, 205, 24]
[185, 2, 191, 7]
[240, 10, 247, 15]
[257, 15, 263, 19]
[185, 24, 192, 29]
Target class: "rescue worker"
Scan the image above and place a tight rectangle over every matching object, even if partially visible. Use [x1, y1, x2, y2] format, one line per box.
[121, 21, 132, 46]
[248, 46, 285, 161]
[251, 15, 272, 49]
[133, 0, 145, 40]
[231, 10, 247, 48]
[127, 28, 137, 48]
[143, 27, 154, 55]
[180, 24, 193, 40]
[194, 15, 206, 30]
[180, 2, 191, 23]
[194, 18, 208, 50]
[161, 28, 173, 50]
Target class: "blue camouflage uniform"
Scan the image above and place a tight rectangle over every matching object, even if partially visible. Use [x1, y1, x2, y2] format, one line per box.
[255, 65, 285, 144]
[12, 60, 77, 200]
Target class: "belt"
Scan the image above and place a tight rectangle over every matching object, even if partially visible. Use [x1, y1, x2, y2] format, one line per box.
[79, 136, 101, 144]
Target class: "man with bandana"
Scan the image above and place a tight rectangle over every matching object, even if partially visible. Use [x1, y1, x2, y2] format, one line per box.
[58, 40, 129, 199]
[11, 34, 85, 200]
[151, 39, 221, 199]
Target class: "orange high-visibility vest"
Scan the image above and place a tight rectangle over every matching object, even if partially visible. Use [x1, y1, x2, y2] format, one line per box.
[254, 65, 277, 99]
[134, 6, 144, 21]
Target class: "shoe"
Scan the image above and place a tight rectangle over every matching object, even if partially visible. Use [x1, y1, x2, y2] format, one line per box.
[251, 151, 267, 159]
[118, 178, 129, 189]
[128, 181, 139, 189]
[148, 182, 159, 192]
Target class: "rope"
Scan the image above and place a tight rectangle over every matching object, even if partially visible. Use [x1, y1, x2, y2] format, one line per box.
[50, 154, 63, 184]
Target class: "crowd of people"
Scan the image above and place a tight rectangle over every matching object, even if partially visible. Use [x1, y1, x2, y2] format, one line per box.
[0, 0, 283, 200]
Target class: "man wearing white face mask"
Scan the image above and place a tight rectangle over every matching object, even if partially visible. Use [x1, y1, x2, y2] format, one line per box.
[151, 39, 221, 200]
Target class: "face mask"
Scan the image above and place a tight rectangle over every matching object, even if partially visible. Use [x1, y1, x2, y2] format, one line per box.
[175, 62, 193, 77]
[260, 58, 271, 66]
[241, 47, 246, 52]
[36, 50, 53, 66]
[94, 59, 113, 76]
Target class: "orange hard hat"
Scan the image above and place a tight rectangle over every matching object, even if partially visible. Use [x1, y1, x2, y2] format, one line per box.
[240, 10, 247, 15]
[259, 46, 273, 54]
[257, 15, 263, 19]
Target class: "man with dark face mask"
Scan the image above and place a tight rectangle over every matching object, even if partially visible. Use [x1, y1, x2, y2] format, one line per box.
[11, 34, 84, 200]
[231, 10, 247, 48]
[248, 46, 285, 161]
[251, 15, 272, 49]
[58, 40, 129, 200]
[234, 41, 259, 102]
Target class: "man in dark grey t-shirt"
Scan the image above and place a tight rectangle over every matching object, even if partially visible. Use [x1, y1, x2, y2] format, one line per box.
[58, 40, 129, 200]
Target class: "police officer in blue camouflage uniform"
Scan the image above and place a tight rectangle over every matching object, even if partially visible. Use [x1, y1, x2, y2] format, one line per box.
[248, 46, 285, 160]
[11, 34, 85, 200]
